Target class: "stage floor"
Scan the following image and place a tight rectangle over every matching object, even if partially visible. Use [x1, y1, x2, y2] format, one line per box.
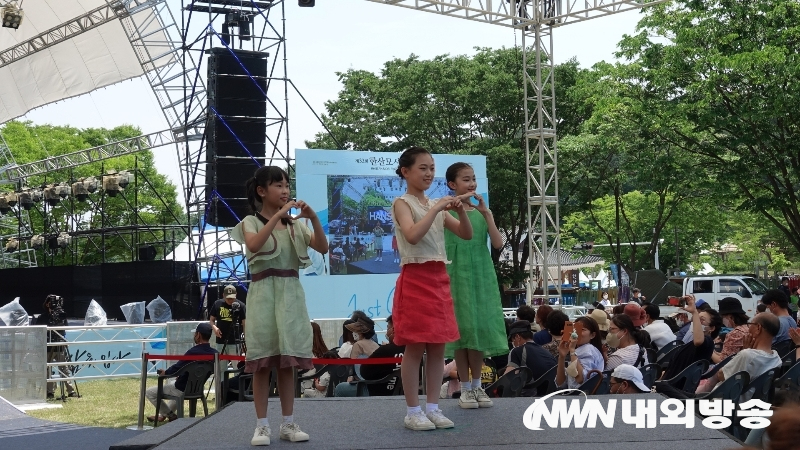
[149, 394, 743, 450]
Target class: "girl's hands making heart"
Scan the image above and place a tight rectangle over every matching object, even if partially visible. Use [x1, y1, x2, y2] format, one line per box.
[434, 196, 462, 212]
[293, 200, 317, 220]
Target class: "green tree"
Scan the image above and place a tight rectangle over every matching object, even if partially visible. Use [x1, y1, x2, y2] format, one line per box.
[615, 0, 800, 255]
[0, 120, 184, 266]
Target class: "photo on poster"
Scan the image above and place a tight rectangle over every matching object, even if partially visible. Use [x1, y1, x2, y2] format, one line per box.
[326, 175, 451, 275]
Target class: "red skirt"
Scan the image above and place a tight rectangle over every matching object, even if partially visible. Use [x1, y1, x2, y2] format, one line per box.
[392, 261, 460, 345]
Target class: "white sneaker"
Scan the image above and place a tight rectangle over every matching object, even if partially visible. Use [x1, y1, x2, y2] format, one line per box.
[279, 422, 309, 442]
[426, 409, 455, 429]
[473, 387, 493, 408]
[251, 425, 271, 446]
[404, 411, 436, 431]
[458, 388, 479, 409]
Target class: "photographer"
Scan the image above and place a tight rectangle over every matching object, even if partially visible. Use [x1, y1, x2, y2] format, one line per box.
[209, 285, 247, 355]
[40, 294, 78, 399]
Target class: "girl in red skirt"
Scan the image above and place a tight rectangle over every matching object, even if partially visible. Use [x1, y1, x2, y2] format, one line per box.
[391, 146, 474, 431]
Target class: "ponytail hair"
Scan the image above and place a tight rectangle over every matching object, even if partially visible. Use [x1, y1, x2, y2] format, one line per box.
[246, 166, 292, 225]
[610, 314, 652, 349]
[395, 146, 431, 179]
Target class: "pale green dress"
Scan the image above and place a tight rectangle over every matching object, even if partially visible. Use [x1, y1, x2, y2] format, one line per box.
[231, 215, 314, 368]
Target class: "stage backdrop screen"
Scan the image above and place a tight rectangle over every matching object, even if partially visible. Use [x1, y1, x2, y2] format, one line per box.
[295, 149, 488, 320]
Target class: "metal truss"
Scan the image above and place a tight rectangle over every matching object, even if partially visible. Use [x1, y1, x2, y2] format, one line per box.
[0, 133, 36, 268]
[0, 0, 165, 69]
[0, 130, 175, 182]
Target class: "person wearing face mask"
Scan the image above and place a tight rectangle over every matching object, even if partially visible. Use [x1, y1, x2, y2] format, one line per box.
[672, 312, 691, 341]
[145, 323, 218, 422]
[658, 296, 722, 385]
[609, 364, 650, 394]
[600, 292, 611, 306]
[503, 320, 556, 396]
[346, 318, 379, 360]
[555, 317, 606, 389]
[679, 298, 712, 344]
[712, 297, 751, 363]
[605, 314, 651, 371]
[630, 288, 645, 305]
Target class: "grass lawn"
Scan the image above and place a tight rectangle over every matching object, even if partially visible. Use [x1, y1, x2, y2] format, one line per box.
[27, 377, 218, 429]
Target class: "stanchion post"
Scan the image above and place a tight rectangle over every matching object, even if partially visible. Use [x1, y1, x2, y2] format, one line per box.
[421, 351, 427, 395]
[214, 353, 222, 411]
[127, 351, 153, 430]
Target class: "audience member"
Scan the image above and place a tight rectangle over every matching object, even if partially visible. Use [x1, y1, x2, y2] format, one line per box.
[586, 309, 609, 341]
[299, 322, 329, 397]
[760, 289, 797, 344]
[532, 305, 553, 345]
[756, 303, 768, 315]
[606, 314, 650, 370]
[630, 288, 645, 305]
[600, 291, 611, 306]
[516, 304, 537, 323]
[347, 318, 379, 360]
[303, 350, 338, 398]
[338, 320, 356, 358]
[705, 312, 781, 399]
[503, 320, 557, 396]
[612, 304, 626, 316]
[739, 405, 800, 450]
[146, 323, 218, 422]
[555, 316, 606, 389]
[609, 364, 649, 394]
[360, 315, 405, 396]
[713, 297, 750, 363]
[641, 303, 676, 350]
[659, 296, 721, 382]
[541, 310, 569, 360]
[672, 311, 691, 341]
[680, 298, 711, 344]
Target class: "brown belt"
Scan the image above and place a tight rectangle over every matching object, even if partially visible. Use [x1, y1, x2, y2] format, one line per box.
[251, 268, 299, 282]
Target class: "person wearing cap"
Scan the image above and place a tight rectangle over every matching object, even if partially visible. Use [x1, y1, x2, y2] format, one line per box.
[586, 309, 609, 341]
[145, 323, 218, 423]
[209, 285, 247, 355]
[503, 320, 556, 396]
[629, 288, 645, 305]
[680, 298, 711, 344]
[346, 317, 379, 360]
[609, 364, 649, 394]
[641, 303, 676, 351]
[713, 297, 751, 363]
[658, 295, 722, 383]
[760, 289, 797, 345]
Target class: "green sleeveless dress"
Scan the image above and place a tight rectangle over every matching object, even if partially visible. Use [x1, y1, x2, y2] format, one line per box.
[444, 209, 509, 358]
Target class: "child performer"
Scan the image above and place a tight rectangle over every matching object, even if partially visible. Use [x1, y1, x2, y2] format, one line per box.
[230, 166, 328, 446]
[444, 162, 509, 409]
[391, 147, 473, 431]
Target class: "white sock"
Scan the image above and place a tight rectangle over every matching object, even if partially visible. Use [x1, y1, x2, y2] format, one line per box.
[257, 417, 269, 428]
[282, 415, 293, 424]
[472, 378, 482, 390]
[460, 381, 471, 392]
[407, 405, 422, 416]
[426, 403, 438, 413]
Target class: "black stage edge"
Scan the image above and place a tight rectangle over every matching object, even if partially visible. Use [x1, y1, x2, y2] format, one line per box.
[110, 418, 199, 450]
[113, 394, 743, 450]
[1, 261, 195, 320]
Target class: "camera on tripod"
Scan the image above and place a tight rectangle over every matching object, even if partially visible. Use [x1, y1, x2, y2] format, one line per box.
[46, 294, 67, 325]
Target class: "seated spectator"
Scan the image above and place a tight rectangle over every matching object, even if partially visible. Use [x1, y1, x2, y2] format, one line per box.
[612, 304, 626, 316]
[299, 322, 329, 397]
[303, 350, 339, 398]
[338, 320, 355, 358]
[760, 289, 797, 345]
[349, 310, 380, 344]
[146, 323, 218, 422]
[360, 315, 405, 396]
[516, 304, 536, 323]
[440, 360, 495, 399]
[347, 317, 379, 360]
[713, 297, 750, 363]
[586, 309, 609, 341]
[704, 312, 781, 399]
[609, 364, 649, 394]
[658, 296, 721, 384]
[670, 311, 690, 338]
[541, 310, 569, 360]
[503, 320, 557, 396]
[642, 303, 676, 351]
[680, 298, 711, 344]
[606, 314, 650, 371]
[555, 316, 606, 389]
[756, 303, 768, 315]
[532, 305, 553, 345]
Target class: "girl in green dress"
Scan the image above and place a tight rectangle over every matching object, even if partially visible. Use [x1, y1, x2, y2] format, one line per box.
[444, 162, 509, 409]
[231, 166, 328, 446]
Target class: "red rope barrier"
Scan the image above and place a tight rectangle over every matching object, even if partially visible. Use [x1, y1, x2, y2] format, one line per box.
[146, 354, 402, 365]
[146, 354, 216, 361]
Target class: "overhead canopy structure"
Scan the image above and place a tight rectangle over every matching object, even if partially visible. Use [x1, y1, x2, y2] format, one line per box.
[0, 0, 167, 124]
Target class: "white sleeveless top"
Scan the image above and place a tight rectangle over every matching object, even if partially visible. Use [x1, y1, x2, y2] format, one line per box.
[391, 194, 449, 266]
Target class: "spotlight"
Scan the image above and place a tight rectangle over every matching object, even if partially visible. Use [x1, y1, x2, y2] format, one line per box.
[56, 182, 70, 199]
[5, 192, 16, 207]
[1, 1, 24, 30]
[85, 177, 98, 193]
[5, 238, 18, 253]
[103, 171, 122, 197]
[18, 188, 40, 210]
[117, 171, 132, 189]
[30, 234, 44, 250]
[298, 0, 315, 7]
[0, 194, 9, 214]
[72, 178, 92, 201]
[43, 184, 61, 206]
[57, 232, 71, 249]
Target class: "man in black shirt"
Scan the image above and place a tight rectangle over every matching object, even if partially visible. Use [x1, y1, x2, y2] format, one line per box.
[209, 285, 246, 355]
[359, 315, 405, 396]
[145, 323, 218, 422]
[504, 320, 557, 396]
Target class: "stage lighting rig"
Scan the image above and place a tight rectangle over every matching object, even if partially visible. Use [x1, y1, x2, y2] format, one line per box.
[5, 237, 18, 253]
[17, 187, 41, 210]
[56, 232, 71, 249]
[0, 192, 13, 214]
[103, 171, 124, 197]
[1, 1, 24, 30]
[71, 177, 98, 201]
[30, 234, 44, 250]
[43, 184, 62, 206]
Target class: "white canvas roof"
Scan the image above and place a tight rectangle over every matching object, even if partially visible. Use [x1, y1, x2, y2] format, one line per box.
[0, 1, 159, 124]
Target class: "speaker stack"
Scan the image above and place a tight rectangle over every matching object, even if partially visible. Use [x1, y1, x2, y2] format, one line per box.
[206, 48, 269, 227]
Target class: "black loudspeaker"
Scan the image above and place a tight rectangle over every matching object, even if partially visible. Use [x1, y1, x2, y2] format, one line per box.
[139, 245, 157, 261]
[206, 48, 269, 227]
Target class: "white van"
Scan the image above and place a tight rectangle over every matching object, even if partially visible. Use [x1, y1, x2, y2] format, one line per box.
[670, 275, 768, 316]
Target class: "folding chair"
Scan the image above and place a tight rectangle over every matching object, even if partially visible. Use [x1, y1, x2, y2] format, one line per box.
[657, 360, 708, 395]
[524, 365, 558, 397]
[154, 361, 214, 427]
[638, 363, 662, 390]
[656, 340, 682, 360]
[485, 367, 532, 398]
[573, 369, 604, 395]
[348, 368, 403, 396]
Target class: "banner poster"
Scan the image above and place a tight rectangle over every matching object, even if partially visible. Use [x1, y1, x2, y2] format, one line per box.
[295, 149, 488, 320]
